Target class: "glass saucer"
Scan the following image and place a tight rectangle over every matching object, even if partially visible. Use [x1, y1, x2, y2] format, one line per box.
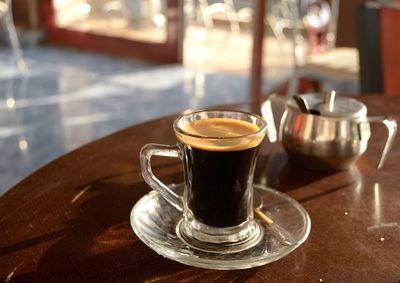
[130, 184, 311, 270]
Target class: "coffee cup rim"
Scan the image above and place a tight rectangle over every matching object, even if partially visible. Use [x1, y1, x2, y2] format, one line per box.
[173, 109, 268, 140]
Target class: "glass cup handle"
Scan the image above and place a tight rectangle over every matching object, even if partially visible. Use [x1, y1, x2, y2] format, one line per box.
[140, 143, 183, 211]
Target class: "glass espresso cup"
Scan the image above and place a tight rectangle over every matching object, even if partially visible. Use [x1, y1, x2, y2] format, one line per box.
[140, 110, 268, 253]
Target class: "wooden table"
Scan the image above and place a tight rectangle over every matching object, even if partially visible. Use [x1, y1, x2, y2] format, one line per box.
[1, 95, 400, 282]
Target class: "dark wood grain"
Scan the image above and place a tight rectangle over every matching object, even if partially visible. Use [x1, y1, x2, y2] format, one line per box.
[1, 96, 400, 282]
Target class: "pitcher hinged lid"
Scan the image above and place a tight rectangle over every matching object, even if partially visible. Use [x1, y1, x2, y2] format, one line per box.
[292, 92, 367, 118]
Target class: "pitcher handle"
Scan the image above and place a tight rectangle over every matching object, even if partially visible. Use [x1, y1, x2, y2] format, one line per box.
[140, 143, 184, 211]
[367, 116, 398, 169]
[261, 93, 286, 143]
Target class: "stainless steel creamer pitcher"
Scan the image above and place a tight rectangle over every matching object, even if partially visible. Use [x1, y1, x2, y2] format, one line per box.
[263, 92, 398, 171]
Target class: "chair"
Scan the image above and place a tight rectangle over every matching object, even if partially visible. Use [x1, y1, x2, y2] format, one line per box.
[103, 0, 166, 28]
[251, 0, 358, 99]
[0, 0, 27, 73]
[198, 0, 240, 32]
[266, 0, 305, 53]
[356, 1, 400, 95]
[263, 0, 359, 97]
[288, 0, 360, 96]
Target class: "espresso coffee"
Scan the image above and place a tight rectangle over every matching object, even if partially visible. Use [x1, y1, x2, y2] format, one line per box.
[142, 110, 267, 251]
[177, 118, 263, 228]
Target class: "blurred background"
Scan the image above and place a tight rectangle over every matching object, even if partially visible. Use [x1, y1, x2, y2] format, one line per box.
[0, 0, 371, 194]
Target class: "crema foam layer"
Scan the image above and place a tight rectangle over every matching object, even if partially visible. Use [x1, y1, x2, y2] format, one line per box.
[176, 118, 265, 151]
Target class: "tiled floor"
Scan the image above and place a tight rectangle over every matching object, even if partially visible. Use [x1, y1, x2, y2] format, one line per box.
[0, 45, 254, 195]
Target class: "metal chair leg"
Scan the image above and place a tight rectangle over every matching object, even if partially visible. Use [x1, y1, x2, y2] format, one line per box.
[2, 0, 28, 74]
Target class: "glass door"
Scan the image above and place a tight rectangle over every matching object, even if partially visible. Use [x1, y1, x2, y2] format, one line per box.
[40, 0, 183, 63]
